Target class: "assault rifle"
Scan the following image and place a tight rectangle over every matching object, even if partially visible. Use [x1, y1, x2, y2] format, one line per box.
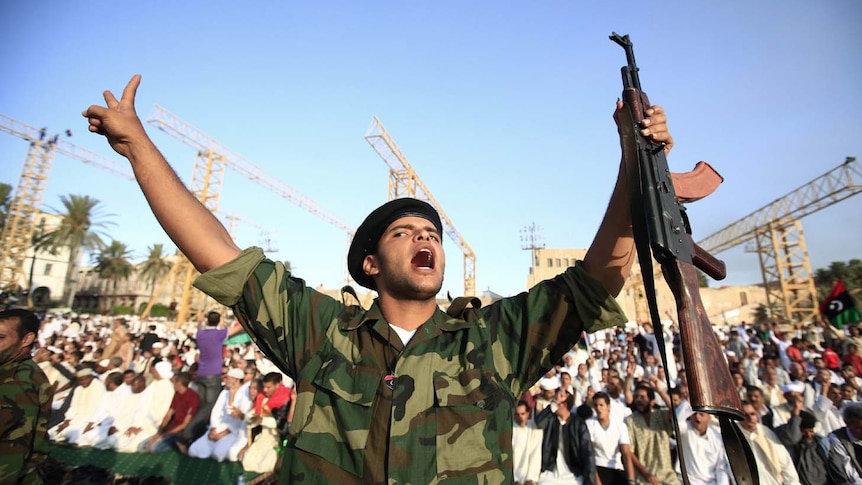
[609, 32, 758, 485]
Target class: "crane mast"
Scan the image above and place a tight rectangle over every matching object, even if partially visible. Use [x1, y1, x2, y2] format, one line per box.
[365, 116, 477, 296]
[0, 114, 133, 291]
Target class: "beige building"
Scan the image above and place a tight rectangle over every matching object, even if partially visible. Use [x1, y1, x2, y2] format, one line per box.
[74, 264, 154, 313]
[524, 247, 768, 330]
[18, 213, 73, 303]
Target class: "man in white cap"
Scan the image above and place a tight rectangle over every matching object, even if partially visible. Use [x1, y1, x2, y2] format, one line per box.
[151, 340, 165, 358]
[186, 367, 253, 461]
[48, 367, 106, 443]
[143, 342, 164, 384]
[773, 381, 809, 428]
[534, 374, 561, 416]
[113, 360, 175, 452]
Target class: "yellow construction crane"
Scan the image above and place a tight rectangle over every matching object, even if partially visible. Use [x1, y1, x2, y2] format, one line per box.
[364, 116, 477, 296]
[0, 114, 133, 291]
[143, 105, 355, 325]
[697, 156, 862, 323]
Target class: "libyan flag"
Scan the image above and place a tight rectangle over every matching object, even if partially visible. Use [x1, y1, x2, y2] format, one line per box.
[820, 280, 862, 329]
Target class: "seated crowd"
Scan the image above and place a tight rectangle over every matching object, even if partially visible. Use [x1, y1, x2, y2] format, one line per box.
[512, 317, 862, 485]
[33, 308, 862, 484]
[37, 311, 295, 477]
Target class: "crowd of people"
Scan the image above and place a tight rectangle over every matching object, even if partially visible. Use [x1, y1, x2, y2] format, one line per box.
[10, 302, 860, 485]
[7, 300, 862, 485]
[511, 317, 862, 485]
[34, 310, 295, 479]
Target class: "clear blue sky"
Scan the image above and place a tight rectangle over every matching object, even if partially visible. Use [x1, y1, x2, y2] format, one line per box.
[2, 2, 860, 298]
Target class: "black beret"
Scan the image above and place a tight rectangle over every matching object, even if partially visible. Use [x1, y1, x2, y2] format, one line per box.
[347, 198, 443, 290]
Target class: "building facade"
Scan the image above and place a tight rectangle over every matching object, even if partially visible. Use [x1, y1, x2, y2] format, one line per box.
[524, 247, 768, 330]
[19, 213, 72, 304]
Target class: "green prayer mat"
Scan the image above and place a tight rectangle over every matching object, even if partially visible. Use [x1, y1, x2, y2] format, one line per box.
[50, 443, 260, 484]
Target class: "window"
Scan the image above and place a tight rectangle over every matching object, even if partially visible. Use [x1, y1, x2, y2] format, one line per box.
[43, 263, 52, 276]
[740, 292, 748, 306]
[547, 258, 553, 267]
[555, 258, 562, 267]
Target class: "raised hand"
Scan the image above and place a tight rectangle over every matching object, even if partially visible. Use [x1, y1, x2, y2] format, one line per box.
[640, 105, 674, 155]
[82, 74, 148, 159]
[614, 101, 674, 156]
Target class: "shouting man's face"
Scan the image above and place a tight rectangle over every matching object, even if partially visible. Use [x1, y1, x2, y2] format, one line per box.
[365, 216, 446, 300]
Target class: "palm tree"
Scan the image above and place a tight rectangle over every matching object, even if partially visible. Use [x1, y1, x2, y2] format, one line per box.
[43, 194, 114, 307]
[138, 243, 172, 302]
[849, 259, 862, 297]
[95, 240, 134, 312]
[751, 302, 780, 324]
[814, 259, 862, 300]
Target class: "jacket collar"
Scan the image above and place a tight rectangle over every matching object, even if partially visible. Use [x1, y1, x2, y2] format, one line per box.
[337, 299, 478, 337]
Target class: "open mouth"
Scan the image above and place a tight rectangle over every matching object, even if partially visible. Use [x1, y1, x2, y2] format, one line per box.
[411, 249, 434, 269]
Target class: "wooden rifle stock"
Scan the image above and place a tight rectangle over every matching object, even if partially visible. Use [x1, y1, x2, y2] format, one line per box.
[662, 259, 742, 415]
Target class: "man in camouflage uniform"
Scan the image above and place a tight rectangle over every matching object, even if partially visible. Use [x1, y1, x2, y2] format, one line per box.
[0, 309, 53, 485]
[84, 75, 674, 484]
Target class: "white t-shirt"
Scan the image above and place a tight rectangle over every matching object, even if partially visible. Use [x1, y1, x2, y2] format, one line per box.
[587, 417, 630, 470]
[389, 324, 417, 345]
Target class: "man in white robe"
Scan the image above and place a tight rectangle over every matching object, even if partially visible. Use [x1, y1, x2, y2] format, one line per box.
[48, 368, 106, 443]
[676, 406, 732, 485]
[112, 361, 175, 452]
[72, 372, 129, 447]
[187, 367, 253, 462]
[94, 374, 147, 450]
[737, 402, 800, 485]
[512, 400, 542, 485]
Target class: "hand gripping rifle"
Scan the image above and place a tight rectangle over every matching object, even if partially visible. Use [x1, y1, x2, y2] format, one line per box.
[609, 32, 758, 485]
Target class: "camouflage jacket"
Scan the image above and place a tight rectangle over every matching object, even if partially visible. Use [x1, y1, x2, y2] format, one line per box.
[0, 355, 53, 485]
[195, 247, 626, 484]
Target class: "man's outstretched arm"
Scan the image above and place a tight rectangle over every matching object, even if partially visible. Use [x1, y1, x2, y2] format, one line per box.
[583, 102, 673, 296]
[83, 75, 241, 272]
